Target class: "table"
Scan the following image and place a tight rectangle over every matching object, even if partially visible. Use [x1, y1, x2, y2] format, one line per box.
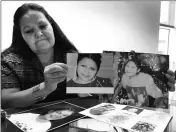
[1, 96, 173, 132]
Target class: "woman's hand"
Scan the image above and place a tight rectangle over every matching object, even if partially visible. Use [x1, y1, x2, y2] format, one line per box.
[166, 70, 175, 92]
[44, 63, 68, 92]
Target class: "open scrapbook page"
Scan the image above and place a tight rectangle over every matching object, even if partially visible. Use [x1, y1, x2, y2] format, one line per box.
[80, 103, 172, 132]
[66, 53, 115, 94]
[104, 51, 169, 109]
[6, 101, 86, 132]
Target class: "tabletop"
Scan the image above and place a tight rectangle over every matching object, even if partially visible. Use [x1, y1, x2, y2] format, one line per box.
[1, 96, 174, 132]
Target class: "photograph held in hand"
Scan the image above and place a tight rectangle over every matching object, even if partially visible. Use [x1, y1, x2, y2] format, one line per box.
[67, 53, 115, 94]
[104, 51, 169, 109]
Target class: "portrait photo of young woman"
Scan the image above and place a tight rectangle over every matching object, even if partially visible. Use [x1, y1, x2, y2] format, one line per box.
[66, 53, 115, 94]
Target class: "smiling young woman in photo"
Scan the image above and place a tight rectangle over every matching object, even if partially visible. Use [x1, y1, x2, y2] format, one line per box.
[113, 58, 166, 107]
[67, 54, 113, 88]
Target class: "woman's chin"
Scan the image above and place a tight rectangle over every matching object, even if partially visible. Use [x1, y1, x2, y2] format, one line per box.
[79, 79, 93, 84]
[126, 74, 135, 77]
[36, 46, 53, 54]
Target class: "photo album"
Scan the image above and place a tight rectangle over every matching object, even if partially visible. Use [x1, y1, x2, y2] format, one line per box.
[79, 103, 172, 132]
[7, 101, 86, 132]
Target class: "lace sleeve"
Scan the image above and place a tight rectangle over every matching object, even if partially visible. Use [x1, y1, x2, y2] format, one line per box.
[1, 61, 21, 90]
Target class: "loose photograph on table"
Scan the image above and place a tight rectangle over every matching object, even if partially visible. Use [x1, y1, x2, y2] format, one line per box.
[7, 101, 85, 132]
[131, 121, 156, 132]
[66, 53, 114, 94]
[104, 51, 169, 109]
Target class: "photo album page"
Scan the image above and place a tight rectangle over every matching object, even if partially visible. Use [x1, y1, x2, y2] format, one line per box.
[80, 103, 172, 132]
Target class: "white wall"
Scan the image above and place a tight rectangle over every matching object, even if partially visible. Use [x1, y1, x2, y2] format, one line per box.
[1, 1, 160, 53]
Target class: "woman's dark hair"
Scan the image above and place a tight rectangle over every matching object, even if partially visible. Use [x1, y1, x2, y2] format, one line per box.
[40, 108, 74, 115]
[125, 58, 141, 69]
[77, 54, 102, 71]
[121, 58, 141, 75]
[10, 3, 78, 62]
[76, 54, 102, 77]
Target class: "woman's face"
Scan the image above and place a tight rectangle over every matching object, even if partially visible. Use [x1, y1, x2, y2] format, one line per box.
[125, 61, 139, 77]
[77, 58, 98, 83]
[20, 10, 55, 54]
[45, 110, 74, 120]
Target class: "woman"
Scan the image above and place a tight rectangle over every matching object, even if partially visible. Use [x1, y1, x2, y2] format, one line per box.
[1, 3, 78, 109]
[67, 53, 113, 88]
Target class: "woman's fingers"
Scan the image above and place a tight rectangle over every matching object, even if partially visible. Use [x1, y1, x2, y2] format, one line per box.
[45, 63, 68, 76]
[165, 70, 175, 92]
[50, 76, 67, 83]
[45, 63, 68, 73]
[45, 70, 67, 78]
[165, 70, 175, 84]
[167, 82, 175, 92]
[44, 63, 68, 90]
[167, 69, 175, 76]
[50, 71, 67, 78]
[54, 63, 68, 71]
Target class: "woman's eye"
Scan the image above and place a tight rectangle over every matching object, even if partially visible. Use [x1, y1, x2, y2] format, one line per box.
[90, 68, 96, 71]
[81, 65, 86, 68]
[25, 29, 34, 34]
[40, 25, 47, 30]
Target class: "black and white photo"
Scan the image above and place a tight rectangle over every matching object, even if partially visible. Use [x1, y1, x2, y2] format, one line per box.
[104, 51, 169, 109]
[67, 53, 114, 94]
